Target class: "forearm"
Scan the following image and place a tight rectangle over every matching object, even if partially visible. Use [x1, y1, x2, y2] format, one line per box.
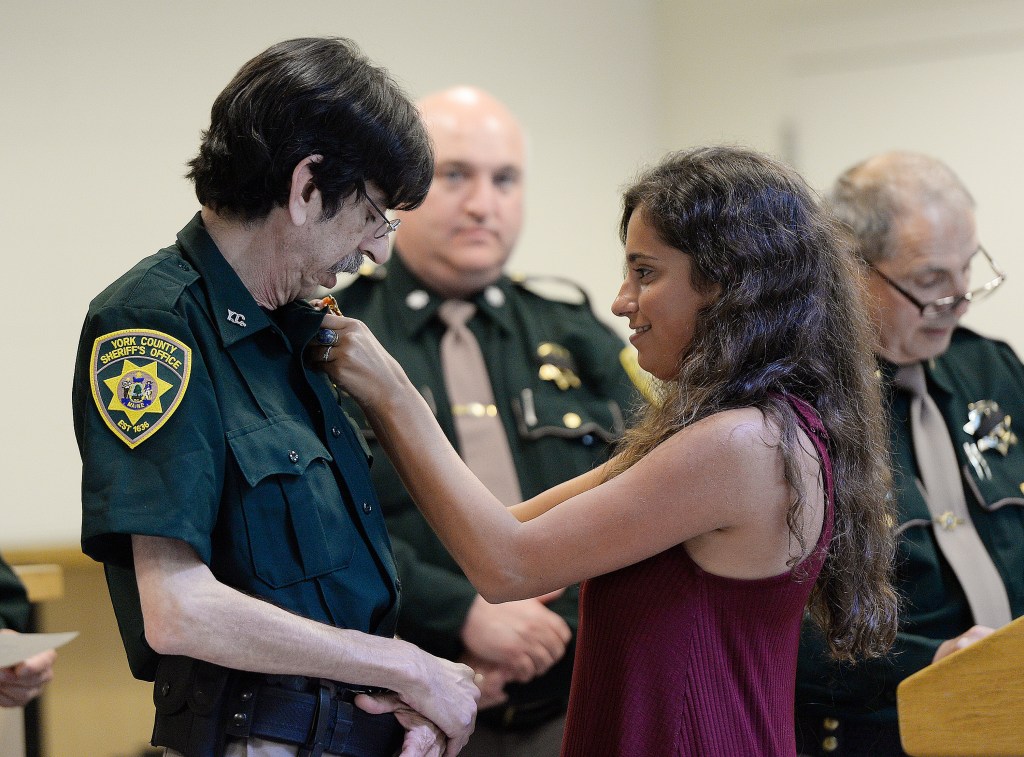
[135, 535, 426, 693]
[508, 464, 608, 522]
[327, 315, 600, 599]
[365, 389, 531, 600]
[134, 534, 478, 749]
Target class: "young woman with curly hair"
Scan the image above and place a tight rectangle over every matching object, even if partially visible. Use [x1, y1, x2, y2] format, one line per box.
[318, 145, 898, 756]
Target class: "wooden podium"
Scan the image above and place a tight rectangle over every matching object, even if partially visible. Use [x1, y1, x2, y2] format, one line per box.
[897, 616, 1024, 756]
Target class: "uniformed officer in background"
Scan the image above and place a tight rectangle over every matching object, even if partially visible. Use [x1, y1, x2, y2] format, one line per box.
[795, 151, 1024, 755]
[73, 38, 478, 757]
[0, 554, 55, 708]
[334, 86, 641, 757]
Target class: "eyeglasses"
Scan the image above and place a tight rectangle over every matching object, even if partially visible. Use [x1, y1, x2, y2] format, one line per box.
[868, 246, 1006, 319]
[365, 194, 400, 239]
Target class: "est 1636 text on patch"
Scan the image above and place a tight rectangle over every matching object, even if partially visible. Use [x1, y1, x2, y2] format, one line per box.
[89, 328, 192, 448]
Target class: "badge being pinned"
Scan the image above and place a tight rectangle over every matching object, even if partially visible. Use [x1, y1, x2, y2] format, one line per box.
[89, 329, 192, 448]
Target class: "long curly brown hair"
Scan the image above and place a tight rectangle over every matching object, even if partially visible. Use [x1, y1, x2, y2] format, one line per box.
[607, 146, 898, 661]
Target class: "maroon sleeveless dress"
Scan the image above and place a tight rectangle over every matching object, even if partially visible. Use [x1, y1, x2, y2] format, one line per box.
[561, 397, 834, 756]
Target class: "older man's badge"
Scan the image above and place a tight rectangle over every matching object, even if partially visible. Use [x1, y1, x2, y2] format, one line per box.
[89, 329, 192, 448]
[962, 399, 1017, 480]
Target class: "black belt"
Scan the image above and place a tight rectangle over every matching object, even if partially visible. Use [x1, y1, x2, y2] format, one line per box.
[225, 678, 403, 757]
[477, 696, 566, 732]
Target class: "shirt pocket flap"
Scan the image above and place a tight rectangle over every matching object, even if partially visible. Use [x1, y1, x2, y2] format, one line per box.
[512, 388, 625, 444]
[227, 416, 334, 487]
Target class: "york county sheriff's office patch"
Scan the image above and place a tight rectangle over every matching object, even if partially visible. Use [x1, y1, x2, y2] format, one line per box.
[89, 329, 192, 448]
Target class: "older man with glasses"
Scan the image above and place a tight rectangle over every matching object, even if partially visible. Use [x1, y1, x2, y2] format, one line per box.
[73, 38, 479, 757]
[795, 151, 1024, 756]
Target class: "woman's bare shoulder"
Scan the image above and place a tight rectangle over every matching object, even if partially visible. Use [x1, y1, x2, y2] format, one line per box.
[663, 406, 779, 463]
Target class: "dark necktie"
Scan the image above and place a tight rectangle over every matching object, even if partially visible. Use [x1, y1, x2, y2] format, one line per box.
[895, 363, 1011, 628]
[438, 300, 522, 506]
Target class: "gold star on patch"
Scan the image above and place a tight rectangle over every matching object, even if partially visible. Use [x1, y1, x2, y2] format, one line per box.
[104, 360, 173, 425]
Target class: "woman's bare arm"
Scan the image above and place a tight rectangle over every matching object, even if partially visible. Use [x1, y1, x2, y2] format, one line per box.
[326, 315, 797, 601]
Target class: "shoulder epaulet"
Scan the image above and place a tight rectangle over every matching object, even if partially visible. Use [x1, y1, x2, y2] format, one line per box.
[150, 250, 201, 284]
[97, 251, 198, 311]
[510, 273, 590, 306]
[943, 326, 1023, 369]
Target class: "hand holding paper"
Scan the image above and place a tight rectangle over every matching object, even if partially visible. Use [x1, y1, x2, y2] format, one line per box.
[0, 631, 76, 708]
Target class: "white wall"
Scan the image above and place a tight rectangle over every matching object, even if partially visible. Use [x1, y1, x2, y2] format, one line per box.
[4, 0, 1023, 548]
[656, 0, 1024, 356]
[784, 0, 1024, 353]
[0, 0, 660, 547]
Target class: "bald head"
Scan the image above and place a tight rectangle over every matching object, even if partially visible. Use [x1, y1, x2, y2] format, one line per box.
[831, 151, 980, 365]
[829, 150, 974, 265]
[394, 87, 526, 299]
[417, 86, 523, 139]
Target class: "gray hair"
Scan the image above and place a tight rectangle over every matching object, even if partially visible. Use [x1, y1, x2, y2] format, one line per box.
[827, 151, 974, 264]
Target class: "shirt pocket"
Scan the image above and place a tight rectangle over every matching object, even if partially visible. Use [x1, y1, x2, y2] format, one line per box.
[227, 415, 357, 588]
[962, 458, 1024, 513]
[510, 385, 625, 445]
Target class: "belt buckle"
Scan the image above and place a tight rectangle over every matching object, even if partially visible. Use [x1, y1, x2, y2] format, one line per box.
[502, 704, 519, 728]
[298, 679, 337, 757]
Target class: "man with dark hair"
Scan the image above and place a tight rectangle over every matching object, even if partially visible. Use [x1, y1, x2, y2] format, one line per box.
[0, 555, 55, 708]
[335, 86, 640, 757]
[73, 38, 477, 757]
[795, 151, 1024, 756]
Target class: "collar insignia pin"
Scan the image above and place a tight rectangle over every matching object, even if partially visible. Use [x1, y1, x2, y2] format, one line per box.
[484, 286, 506, 308]
[406, 290, 429, 310]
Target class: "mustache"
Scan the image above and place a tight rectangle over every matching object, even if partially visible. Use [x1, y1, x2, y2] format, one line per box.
[329, 252, 364, 275]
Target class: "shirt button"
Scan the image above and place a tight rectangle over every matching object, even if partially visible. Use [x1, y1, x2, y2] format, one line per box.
[288, 450, 299, 463]
[581, 434, 594, 446]
[822, 736, 838, 752]
[177, 262, 190, 271]
[362, 502, 373, 514]
[332, 427, 342, 438]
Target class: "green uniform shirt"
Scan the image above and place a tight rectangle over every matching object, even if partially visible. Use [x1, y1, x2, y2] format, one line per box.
[74, 213, 399, 680]
[0, 555, 30, 632]
[336, 253, 639, 708]
[796, 327, 1024, 726]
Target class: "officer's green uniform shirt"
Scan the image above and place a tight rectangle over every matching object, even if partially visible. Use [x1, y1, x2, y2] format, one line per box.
[796, 327, 1024, 725]
[0, 555, 30, 632]
[74, 213, 398, 679]
[336, 253, 639, 707]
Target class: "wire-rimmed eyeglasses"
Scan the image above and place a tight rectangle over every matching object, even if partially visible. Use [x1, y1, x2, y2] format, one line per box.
[366, 194, 400, 239]
[868, 246, 1006, 319]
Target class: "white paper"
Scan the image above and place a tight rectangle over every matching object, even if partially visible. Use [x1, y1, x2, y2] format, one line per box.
[0, 632, 78, 668]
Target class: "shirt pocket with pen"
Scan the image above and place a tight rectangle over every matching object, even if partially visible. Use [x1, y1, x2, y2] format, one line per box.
[510, 384, 625, 446]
